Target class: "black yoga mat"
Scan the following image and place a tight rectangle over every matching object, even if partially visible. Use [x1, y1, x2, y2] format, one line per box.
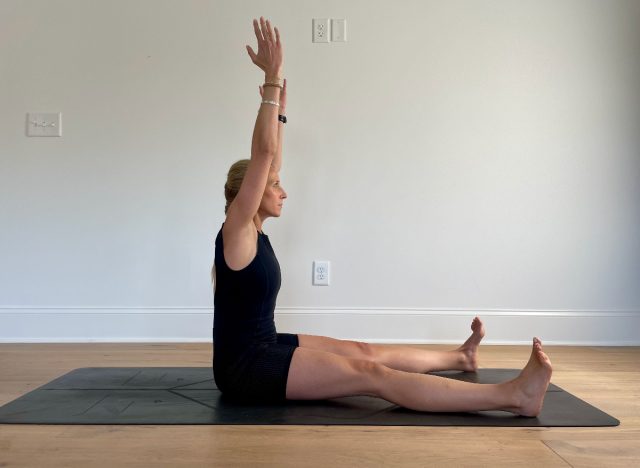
[0, 367, 619, 427]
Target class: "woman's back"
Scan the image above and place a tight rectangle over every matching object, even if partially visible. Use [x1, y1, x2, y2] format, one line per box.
[213, 223, 281, 354]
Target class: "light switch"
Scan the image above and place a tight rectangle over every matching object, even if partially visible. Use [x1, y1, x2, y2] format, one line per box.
[26, 113, 62, 137]
[331, 19, 347, 42]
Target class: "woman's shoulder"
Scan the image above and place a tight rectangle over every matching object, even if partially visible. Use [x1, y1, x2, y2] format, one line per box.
[214, 223, 224, 247]
[219, 220, 260, 271]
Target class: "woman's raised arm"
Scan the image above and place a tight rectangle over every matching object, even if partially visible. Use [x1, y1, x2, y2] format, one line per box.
[226, 17, 284, 226]
[260, 78, 286, 173]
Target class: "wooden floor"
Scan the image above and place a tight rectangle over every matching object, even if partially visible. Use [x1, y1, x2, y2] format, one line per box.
[1, 343, 638, 467]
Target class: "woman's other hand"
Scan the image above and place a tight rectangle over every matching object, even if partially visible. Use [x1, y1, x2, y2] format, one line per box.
[246, 17, 283, 79]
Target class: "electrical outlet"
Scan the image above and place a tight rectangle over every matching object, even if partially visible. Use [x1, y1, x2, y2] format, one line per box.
[313, 260, 330, 286]
[312, 18, 330, 43]
[26, 112, 62, 137]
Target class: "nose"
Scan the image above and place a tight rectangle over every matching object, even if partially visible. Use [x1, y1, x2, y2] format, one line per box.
[281, 188, 287, 199]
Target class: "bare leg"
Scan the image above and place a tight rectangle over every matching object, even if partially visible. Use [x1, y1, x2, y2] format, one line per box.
[286, 337, 552, 416]
[298, 316, 486, 373]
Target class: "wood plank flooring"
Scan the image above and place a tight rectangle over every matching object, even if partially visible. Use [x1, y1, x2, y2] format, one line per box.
[1, 344, 638, 467]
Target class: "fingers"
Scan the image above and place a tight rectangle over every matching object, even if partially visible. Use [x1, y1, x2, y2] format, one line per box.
[281, 79, 287, 102]
[260, 17, 271, 42]
[253, 18, 264, 44]
[260, 17, 270, 41]
[246, 45, 257, 62]
[259, 17, 272, 48]
[255, 17, 278, 46]
[249, 17, 281, 72]
[265, 19, 275, 43]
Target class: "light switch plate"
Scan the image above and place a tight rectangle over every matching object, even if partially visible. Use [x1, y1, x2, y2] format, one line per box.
[331, 19, 347, 42]
[26, 113, 62, 137]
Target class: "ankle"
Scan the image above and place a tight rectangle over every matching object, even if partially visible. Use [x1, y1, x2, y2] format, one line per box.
[500, 380, 522, 414]
[454, 349, 476, 371]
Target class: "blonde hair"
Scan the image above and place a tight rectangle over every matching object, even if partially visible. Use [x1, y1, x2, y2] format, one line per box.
[224, 159, 251, 215]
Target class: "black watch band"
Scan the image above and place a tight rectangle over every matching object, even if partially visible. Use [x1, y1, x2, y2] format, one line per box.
[278, 114, 287, 124]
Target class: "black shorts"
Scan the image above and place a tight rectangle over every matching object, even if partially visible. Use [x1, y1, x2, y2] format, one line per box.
[213, 333, 299, 403]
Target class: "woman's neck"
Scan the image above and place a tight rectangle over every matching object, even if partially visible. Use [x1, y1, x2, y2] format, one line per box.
[253, 213, 267, 233]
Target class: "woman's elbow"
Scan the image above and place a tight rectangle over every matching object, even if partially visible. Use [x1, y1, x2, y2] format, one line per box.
[252, 147, 277, 161]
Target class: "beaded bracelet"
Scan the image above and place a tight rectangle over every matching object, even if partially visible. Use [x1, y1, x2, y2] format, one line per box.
[261, 100, 280, 107]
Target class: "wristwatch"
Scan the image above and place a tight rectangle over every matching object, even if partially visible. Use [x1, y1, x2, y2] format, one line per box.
[278, 114, 287, 124]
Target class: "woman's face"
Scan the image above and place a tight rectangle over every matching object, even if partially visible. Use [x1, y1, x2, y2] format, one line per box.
[260, 171, 287, 218]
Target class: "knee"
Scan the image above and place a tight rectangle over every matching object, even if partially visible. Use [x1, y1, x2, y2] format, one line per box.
[350, 358, 390, 394]
[352, 340, 376, 361]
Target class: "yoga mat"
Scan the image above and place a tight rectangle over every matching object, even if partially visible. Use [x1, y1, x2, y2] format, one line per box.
[0, 367, 619, 427]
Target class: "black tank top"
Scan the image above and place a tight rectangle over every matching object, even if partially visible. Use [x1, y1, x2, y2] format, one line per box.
[213, 223, 281, 356]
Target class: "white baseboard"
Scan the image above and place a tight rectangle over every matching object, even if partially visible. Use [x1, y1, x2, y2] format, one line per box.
[0, 307, 638, 345]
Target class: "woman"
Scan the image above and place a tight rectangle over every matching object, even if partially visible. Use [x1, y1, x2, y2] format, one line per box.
[212, 17, 552, 416]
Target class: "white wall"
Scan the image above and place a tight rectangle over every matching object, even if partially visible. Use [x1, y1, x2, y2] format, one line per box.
[1, 0, 639, 344]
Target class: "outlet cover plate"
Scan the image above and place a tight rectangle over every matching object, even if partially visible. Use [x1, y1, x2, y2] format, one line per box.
[312, 18, 330, 43]
[313, 260, 330, 286]
[26, 112, 62, 137]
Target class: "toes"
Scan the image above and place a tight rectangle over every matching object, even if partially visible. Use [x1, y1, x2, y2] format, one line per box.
[535, 349, 551, 366]
[540, 351, 551, 363]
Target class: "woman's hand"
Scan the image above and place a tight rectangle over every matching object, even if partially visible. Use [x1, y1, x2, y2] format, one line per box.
[246, 17, 283, 79]
[259, 78, 286, 112]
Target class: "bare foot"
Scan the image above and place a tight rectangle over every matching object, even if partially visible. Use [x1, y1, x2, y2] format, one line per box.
[508, 337, 553, 416]
[456, 316, 485, 371]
